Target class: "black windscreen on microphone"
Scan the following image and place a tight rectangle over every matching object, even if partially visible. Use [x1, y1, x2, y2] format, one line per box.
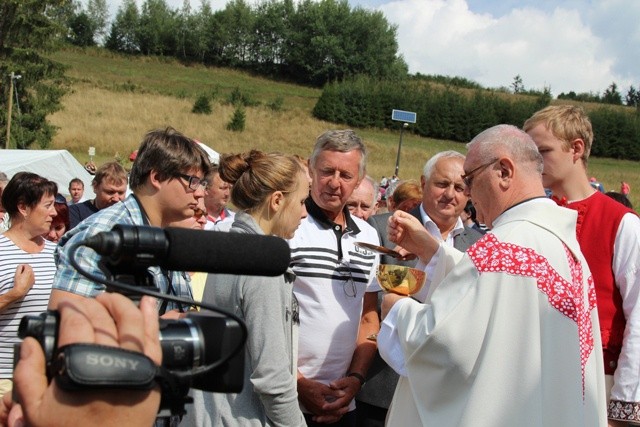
[83, 225, 291, 277]
[163, 227, 291, 276]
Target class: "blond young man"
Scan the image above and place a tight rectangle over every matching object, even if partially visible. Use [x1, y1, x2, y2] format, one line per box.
[524, 105, 640, 426]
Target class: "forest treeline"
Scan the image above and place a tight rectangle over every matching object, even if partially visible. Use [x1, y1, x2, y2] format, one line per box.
[73, 0, 407, 87]
[313, 77, 640, 161]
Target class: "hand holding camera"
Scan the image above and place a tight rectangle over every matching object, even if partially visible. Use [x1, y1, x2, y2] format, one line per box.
[0, 293, 162, 427]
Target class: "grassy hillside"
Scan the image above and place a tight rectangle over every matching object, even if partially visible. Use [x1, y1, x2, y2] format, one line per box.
[46, 48, 640, 208]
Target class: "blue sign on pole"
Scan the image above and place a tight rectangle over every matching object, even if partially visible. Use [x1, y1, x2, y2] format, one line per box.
[391, 109, 417, 177]
[391, 109, 417, 124]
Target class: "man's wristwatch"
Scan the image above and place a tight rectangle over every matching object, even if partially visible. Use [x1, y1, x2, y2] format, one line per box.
[346, 372, 366, 386]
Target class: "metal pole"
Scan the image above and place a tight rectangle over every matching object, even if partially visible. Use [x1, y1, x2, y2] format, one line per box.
[394, 122, 408, 177]
[5, 72, 14, 149]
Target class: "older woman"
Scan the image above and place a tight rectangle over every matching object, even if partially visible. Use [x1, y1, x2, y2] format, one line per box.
[0, 172, 58, 396]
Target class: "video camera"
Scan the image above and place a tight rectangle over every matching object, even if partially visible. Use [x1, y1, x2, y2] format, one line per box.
[16, 224, 292, 416]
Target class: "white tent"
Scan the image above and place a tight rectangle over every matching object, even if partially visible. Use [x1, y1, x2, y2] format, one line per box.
[195, 141, 220, 164]
[0, 149, 96, 199]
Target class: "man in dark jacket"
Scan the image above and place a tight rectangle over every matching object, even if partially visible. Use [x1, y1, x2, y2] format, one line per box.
[357, 151, 483, 426]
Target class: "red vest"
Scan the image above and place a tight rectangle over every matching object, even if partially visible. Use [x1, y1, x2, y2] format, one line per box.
[565, 191, 633, 375]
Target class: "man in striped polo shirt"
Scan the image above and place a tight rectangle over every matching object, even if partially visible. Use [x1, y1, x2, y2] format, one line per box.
[289, 130, 381, 426]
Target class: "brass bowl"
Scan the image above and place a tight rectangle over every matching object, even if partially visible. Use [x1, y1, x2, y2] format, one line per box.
[377, 264, 426, 296]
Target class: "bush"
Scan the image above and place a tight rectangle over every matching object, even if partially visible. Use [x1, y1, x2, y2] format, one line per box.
[226, 87, 260, 107]
[192, 94, 212, 114]
[267, 96, 284, 112]
[227, 106, 246, 132]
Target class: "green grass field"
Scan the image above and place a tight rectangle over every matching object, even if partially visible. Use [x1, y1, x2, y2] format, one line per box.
[46, 47, 640, 208]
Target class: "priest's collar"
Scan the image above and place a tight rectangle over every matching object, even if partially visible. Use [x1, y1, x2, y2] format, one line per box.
[305, 197, 361, 235]
[501, 196, 550, 216]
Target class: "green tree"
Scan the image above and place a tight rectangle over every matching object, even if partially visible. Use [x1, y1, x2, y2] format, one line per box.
[252, 0, 293, 74]
[192, 94, 212, 114]
[285, 0, 405, 86]
[343, 7, 406, 80]
[625, 85, 639, 108]
[0, 0, 70, 149]
[176, 0, 193, 59]
[227, 105, 246, 131]
[86, 0, 109, 44]
[105, 0, 140, 53]
[180, 0, 215, 62]
[602, 82, 623, 105]
[511, 75, 524, 93]
[67, 11, 96, 46]
[137, 0, 178, 56]
[216, 0, 256, 67]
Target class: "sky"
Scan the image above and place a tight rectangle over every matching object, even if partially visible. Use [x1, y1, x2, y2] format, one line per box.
[100, 0, 640, 98]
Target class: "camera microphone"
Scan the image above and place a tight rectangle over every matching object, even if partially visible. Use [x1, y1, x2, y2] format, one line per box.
[83, 224, 291, 276]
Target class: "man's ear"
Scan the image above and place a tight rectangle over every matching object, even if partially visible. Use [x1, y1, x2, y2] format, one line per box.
[498, 157, 515, 180]
[571, 138, 586, 162]
[148, 169, 163, 190]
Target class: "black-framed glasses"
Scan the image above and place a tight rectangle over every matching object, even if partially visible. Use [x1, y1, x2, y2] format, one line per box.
[461, 158, 499, 189]
[177, 173, 208, 191]
[337, 261, 357, 298]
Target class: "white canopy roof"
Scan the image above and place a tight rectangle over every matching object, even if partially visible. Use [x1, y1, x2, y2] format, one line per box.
[0, 149, 96, 199]
[195, 141, 220, 164]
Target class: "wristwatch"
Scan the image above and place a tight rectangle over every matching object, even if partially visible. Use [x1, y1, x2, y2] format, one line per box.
[346, 372, 366, 386]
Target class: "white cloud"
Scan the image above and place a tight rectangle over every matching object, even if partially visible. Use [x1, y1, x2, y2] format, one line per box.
[378, 0, 635, 96]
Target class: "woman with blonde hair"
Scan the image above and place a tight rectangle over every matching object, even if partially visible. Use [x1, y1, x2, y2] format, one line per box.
[183, 150, 309, 427]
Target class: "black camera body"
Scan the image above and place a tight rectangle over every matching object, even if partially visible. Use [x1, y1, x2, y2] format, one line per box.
[12, 224, 292, 415]
[18, 309, 245, 414]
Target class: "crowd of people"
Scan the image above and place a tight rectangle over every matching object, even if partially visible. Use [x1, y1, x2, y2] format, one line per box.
[0, 105, 638, 427]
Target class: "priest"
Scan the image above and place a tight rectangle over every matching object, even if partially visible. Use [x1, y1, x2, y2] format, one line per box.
[377, 124, 607, 427]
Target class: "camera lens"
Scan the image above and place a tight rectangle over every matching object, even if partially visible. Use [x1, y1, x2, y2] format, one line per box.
[158, 318, 204, 369]
[18, 311, 59, 362]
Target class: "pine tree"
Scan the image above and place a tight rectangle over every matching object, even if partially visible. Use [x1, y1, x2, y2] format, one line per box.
[226, 106, 246, 132]
[0, 0, 70, 149]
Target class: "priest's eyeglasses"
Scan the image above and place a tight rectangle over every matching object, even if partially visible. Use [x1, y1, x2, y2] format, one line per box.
[461, 158, 499, 189]
[177, 173, 208, 191]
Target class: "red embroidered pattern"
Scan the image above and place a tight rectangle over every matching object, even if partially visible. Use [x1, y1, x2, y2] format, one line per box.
[467, 233, 596, 396]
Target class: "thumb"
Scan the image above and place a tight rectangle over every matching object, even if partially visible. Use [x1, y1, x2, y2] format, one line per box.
[13, 338, 48, 416]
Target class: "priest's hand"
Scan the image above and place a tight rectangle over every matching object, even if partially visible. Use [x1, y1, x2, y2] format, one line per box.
[388, 211, 439, 263]
[381, 292, 407, 320]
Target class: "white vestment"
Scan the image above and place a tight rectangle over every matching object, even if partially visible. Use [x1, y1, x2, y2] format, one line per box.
[378, 199, 607, 426]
